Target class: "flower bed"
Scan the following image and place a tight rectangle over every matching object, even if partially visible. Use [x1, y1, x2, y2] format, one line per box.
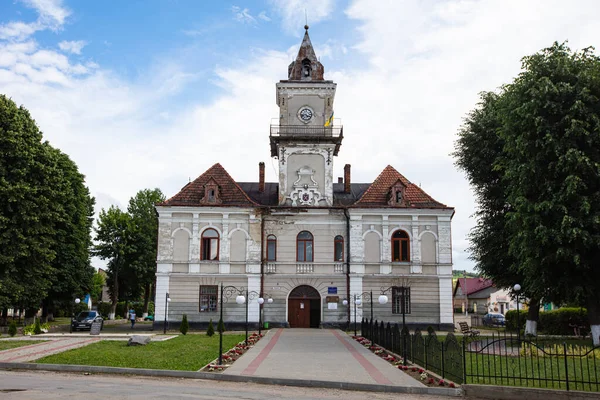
[352, 335, 457, 388]
[202, 332, 264, 372]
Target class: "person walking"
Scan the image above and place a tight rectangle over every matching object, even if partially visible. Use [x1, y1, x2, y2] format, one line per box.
[129, 309, 136, 329]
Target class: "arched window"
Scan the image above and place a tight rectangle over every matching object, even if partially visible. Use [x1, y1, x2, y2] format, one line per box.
[334, 235, 344, 262]
[297, 231, 313, 262]
[201, 228, 219, 261]
[267, 234, 277, 261]
[391, 230, 410, 262]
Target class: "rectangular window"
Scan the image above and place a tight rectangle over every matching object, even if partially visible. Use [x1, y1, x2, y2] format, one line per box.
[392, 287, 411, 314]
[297, 242, 305, 261]
[202, 238, 219, 260]
[199, 285, 218, 312]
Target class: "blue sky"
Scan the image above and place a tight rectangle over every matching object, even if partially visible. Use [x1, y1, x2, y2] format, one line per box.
[1, 0, 599, 272]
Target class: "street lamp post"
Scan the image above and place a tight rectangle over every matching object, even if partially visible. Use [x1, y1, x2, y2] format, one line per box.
[345, 292, 373, 336]
[163, 293, 171, 334]
[380, 282, 410, 366]
[218, 283, 272, 365]
[69, 297, 81, 334]
[514, 284, 521, 342]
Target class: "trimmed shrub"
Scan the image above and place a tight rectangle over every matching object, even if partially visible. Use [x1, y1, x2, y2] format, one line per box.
[207, 319, 215, 337]
[505, 310, 527, 332]
[33, 318, 42, 335]
[97, 302, 112, 318]
[180, 314, 189, 335]
[8, 320, 17, 337]
[217, 318, 225, 333]
[539, 308, 588, 336]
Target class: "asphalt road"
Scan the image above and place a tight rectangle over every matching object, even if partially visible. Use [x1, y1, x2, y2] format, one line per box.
[0, 371, 467, 400]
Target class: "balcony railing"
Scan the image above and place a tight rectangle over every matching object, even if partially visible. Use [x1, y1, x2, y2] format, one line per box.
[270, 124, 343, 138]
[265, 262, 345, 274]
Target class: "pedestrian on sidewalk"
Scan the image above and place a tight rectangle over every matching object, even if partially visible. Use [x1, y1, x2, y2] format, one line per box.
[129, 309, 136, 328]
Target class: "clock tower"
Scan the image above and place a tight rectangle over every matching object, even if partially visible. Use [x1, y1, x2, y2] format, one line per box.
[270, 26, 343, 206]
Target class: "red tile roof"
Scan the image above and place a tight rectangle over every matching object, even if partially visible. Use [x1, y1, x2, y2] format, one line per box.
[455, 277, 495, 296]
[160, 163, 258, 207]
[354, 165, 448, 208]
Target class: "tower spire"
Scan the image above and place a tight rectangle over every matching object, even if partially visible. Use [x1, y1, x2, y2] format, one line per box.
[287, 26, 324, 81]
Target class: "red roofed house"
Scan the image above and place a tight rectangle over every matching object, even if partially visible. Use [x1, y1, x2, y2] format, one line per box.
[154, 27, 455, 331]
[453, 277, 517, 315]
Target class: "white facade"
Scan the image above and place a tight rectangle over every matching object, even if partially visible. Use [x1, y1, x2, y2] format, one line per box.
[154, 28, 455, 330]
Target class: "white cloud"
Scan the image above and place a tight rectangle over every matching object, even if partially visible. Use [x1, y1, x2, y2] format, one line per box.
[0, 0, 70, 40]
[58, 40, 87, 54]
[268, 0, 335, 34]
[231, 6, 257, 24]
[258, 11, 271, 22]
[338, 0, 600, 271]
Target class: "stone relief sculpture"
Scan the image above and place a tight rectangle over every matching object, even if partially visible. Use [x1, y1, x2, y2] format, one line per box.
[287, 166, 322, 206]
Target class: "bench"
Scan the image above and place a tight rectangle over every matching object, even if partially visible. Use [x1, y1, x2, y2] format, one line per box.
[459, 321, 480, 338]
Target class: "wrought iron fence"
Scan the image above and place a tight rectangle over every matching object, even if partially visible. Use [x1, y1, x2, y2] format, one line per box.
[464, 332, 600, 391]
[359, 319, 600, 391]
[360, 319, 463, 384]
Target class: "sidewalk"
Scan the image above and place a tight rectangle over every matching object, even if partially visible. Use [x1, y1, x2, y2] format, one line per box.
[225, 328, 425, 387]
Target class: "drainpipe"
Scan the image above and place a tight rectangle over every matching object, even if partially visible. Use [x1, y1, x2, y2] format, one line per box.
[344, 207, 351, 330]
[260, 209, 266, 322]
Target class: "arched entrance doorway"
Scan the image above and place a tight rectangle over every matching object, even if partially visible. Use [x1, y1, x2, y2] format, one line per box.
[288, 285, 321, 328]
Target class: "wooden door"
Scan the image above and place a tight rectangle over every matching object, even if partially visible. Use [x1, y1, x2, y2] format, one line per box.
[288, 299, 310, 328]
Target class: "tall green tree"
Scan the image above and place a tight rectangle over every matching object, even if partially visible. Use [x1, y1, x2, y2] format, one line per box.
[0, 95, 93, 317]
[455, 43, 600, 344]
[127, 189, 165, 316]
[454, 92, 541, 334]
[42, 146, 96, 320]
[93, 206, 135, 319]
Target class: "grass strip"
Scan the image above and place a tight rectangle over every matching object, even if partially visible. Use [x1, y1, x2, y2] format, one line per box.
[36, 334, 246, 371]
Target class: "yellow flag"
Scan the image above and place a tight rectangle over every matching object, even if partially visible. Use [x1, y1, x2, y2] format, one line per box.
[324, 112, 334, 127]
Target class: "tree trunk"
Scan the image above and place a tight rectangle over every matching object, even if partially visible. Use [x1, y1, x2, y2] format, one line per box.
[587, 294, 600, 346]
[41, 300, 48, 323]
[143, 282, 151, 317]
[110, 276, 119, 320]
[525, 297, 540, 336]
[1, 308, 7, 326]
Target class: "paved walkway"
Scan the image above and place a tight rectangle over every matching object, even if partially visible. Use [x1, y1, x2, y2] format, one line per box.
[0, 337, 101, 363]
[224, 328, 425, 387]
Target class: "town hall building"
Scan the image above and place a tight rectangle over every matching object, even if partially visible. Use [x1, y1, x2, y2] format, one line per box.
[154, 27, 455, 331]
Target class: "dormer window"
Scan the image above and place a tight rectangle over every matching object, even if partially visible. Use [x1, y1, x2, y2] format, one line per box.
[201, 178, 222, 205]
[388, 180, 407, 206]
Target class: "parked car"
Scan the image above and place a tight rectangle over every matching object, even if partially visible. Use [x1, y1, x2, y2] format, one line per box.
[482, 313, 506, 327]
[71, 311, 103, 331]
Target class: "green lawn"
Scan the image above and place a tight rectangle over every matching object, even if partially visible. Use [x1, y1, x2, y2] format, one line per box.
[36, 334, 246, 370]
[0, 340, 46, 351]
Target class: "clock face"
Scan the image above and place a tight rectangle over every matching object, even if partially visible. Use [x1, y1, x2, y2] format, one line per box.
[298, 107, 313, 122]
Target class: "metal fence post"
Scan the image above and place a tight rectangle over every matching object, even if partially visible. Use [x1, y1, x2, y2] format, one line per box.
[563, 342, 569, 391]
[441, 341, 445, 379]
[463, 336, 467, 384]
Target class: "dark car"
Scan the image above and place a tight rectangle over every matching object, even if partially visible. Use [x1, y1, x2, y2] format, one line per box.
[71, 311, 103, 331]
[482, 313, 506, 327]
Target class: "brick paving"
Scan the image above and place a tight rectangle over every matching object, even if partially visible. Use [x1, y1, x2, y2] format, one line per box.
[224, 328, 425, 387]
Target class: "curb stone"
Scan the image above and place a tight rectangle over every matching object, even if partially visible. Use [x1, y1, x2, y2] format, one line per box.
[0, 362, 463, 397]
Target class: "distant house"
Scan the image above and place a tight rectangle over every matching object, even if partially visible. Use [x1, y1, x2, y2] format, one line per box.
[453, 277, 518, 315]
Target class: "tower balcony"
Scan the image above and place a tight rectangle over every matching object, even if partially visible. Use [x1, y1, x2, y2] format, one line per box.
[270, 124, 343, 138]
[269, 122, 344, 157]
